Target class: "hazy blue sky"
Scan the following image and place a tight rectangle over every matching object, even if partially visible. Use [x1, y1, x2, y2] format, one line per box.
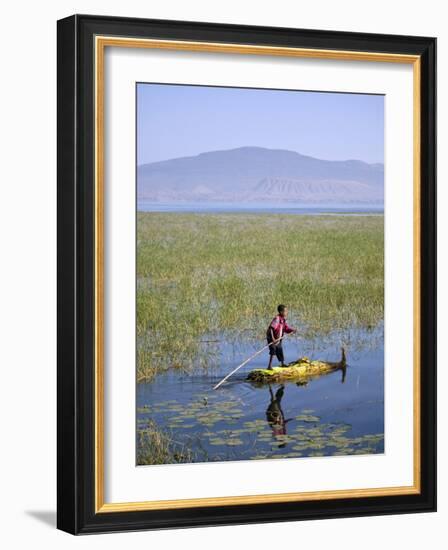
[137, 83, 384, 166]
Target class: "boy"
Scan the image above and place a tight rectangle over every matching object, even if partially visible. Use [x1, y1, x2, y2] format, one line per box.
[266, 304, 296, 369]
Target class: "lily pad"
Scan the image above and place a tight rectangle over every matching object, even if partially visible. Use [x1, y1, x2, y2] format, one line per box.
[295, 414, 320, 423]
[226, 438, 244, 446]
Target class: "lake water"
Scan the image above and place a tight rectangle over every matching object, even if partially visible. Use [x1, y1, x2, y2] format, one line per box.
[137, 201, 384, 215]
[136, 328, 384, 465]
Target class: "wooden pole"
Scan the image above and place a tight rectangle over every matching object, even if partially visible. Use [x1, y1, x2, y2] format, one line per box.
[212, 335, 285, 390]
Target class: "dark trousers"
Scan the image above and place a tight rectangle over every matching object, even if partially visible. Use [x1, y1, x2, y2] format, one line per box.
[267, 340, 284, 363]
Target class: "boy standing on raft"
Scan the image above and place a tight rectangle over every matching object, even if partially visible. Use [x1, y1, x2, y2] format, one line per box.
[267, 304, 296, 370]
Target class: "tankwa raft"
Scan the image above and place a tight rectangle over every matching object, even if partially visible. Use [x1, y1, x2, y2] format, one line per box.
[247, 348, 346, 384]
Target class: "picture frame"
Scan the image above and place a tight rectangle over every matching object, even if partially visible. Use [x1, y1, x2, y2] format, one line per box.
[57, 14, 436, 534]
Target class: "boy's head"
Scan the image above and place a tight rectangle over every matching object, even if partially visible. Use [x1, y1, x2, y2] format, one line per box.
[277, 304, 288, 318]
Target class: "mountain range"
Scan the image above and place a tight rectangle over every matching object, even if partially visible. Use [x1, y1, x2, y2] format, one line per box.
[137, 146, 384, 205]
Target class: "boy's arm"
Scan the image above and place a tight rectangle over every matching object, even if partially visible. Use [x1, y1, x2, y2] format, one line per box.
[269, 317, 280, 340]
[284, 320, 296, 334]
[269, 328, 277, 345]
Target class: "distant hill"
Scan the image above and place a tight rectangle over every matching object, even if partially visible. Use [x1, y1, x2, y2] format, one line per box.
[137, 146, 384, 205]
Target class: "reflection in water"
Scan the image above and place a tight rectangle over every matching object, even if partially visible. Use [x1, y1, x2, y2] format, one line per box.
[266, 385, 293, 445]
[137, 332, 384, 463]
[265, 365, 347, 448]
[294, 362, 347, 387]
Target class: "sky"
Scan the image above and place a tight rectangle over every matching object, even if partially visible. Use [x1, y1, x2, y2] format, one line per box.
[137, 83, 384, 166]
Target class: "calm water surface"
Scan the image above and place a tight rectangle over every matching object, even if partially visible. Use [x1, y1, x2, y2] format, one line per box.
[136, 329, 384, 464]
[137, 201, 384, 215]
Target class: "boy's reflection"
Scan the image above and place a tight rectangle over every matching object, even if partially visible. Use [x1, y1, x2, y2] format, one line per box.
[266, 384, 293, 446]
[265, 366, 347, 446]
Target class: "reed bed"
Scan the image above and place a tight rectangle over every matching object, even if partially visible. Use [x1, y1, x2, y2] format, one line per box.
[137, 419, 194, 465]
[137, 213, 383, 381]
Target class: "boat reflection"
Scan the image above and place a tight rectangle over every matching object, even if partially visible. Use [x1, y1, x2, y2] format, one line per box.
[265, 365, 347, 446]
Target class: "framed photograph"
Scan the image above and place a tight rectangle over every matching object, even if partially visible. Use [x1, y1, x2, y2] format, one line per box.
[57, 14, 436, 534]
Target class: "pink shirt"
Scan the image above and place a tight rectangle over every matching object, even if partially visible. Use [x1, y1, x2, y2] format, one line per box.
[267, 315, 294, 340]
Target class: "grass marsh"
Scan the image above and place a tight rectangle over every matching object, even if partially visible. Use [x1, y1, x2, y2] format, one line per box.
[137, 213, 383, 381]
[137, 418, 194, 465]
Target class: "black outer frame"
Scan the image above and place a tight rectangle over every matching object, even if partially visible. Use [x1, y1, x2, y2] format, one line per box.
[57, 14, 436, 535]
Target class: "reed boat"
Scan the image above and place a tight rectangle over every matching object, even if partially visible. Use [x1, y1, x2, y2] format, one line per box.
[246, 348, 346, 384]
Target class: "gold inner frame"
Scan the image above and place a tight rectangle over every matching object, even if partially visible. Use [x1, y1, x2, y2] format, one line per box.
[94, 36, 421, 513]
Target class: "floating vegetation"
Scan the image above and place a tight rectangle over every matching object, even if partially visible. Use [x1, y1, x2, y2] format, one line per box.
[136, 391, 384, 465]
[226, 438, 244, 446]
[209, 438, 226, 446]
[295, 414, 321, 423]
